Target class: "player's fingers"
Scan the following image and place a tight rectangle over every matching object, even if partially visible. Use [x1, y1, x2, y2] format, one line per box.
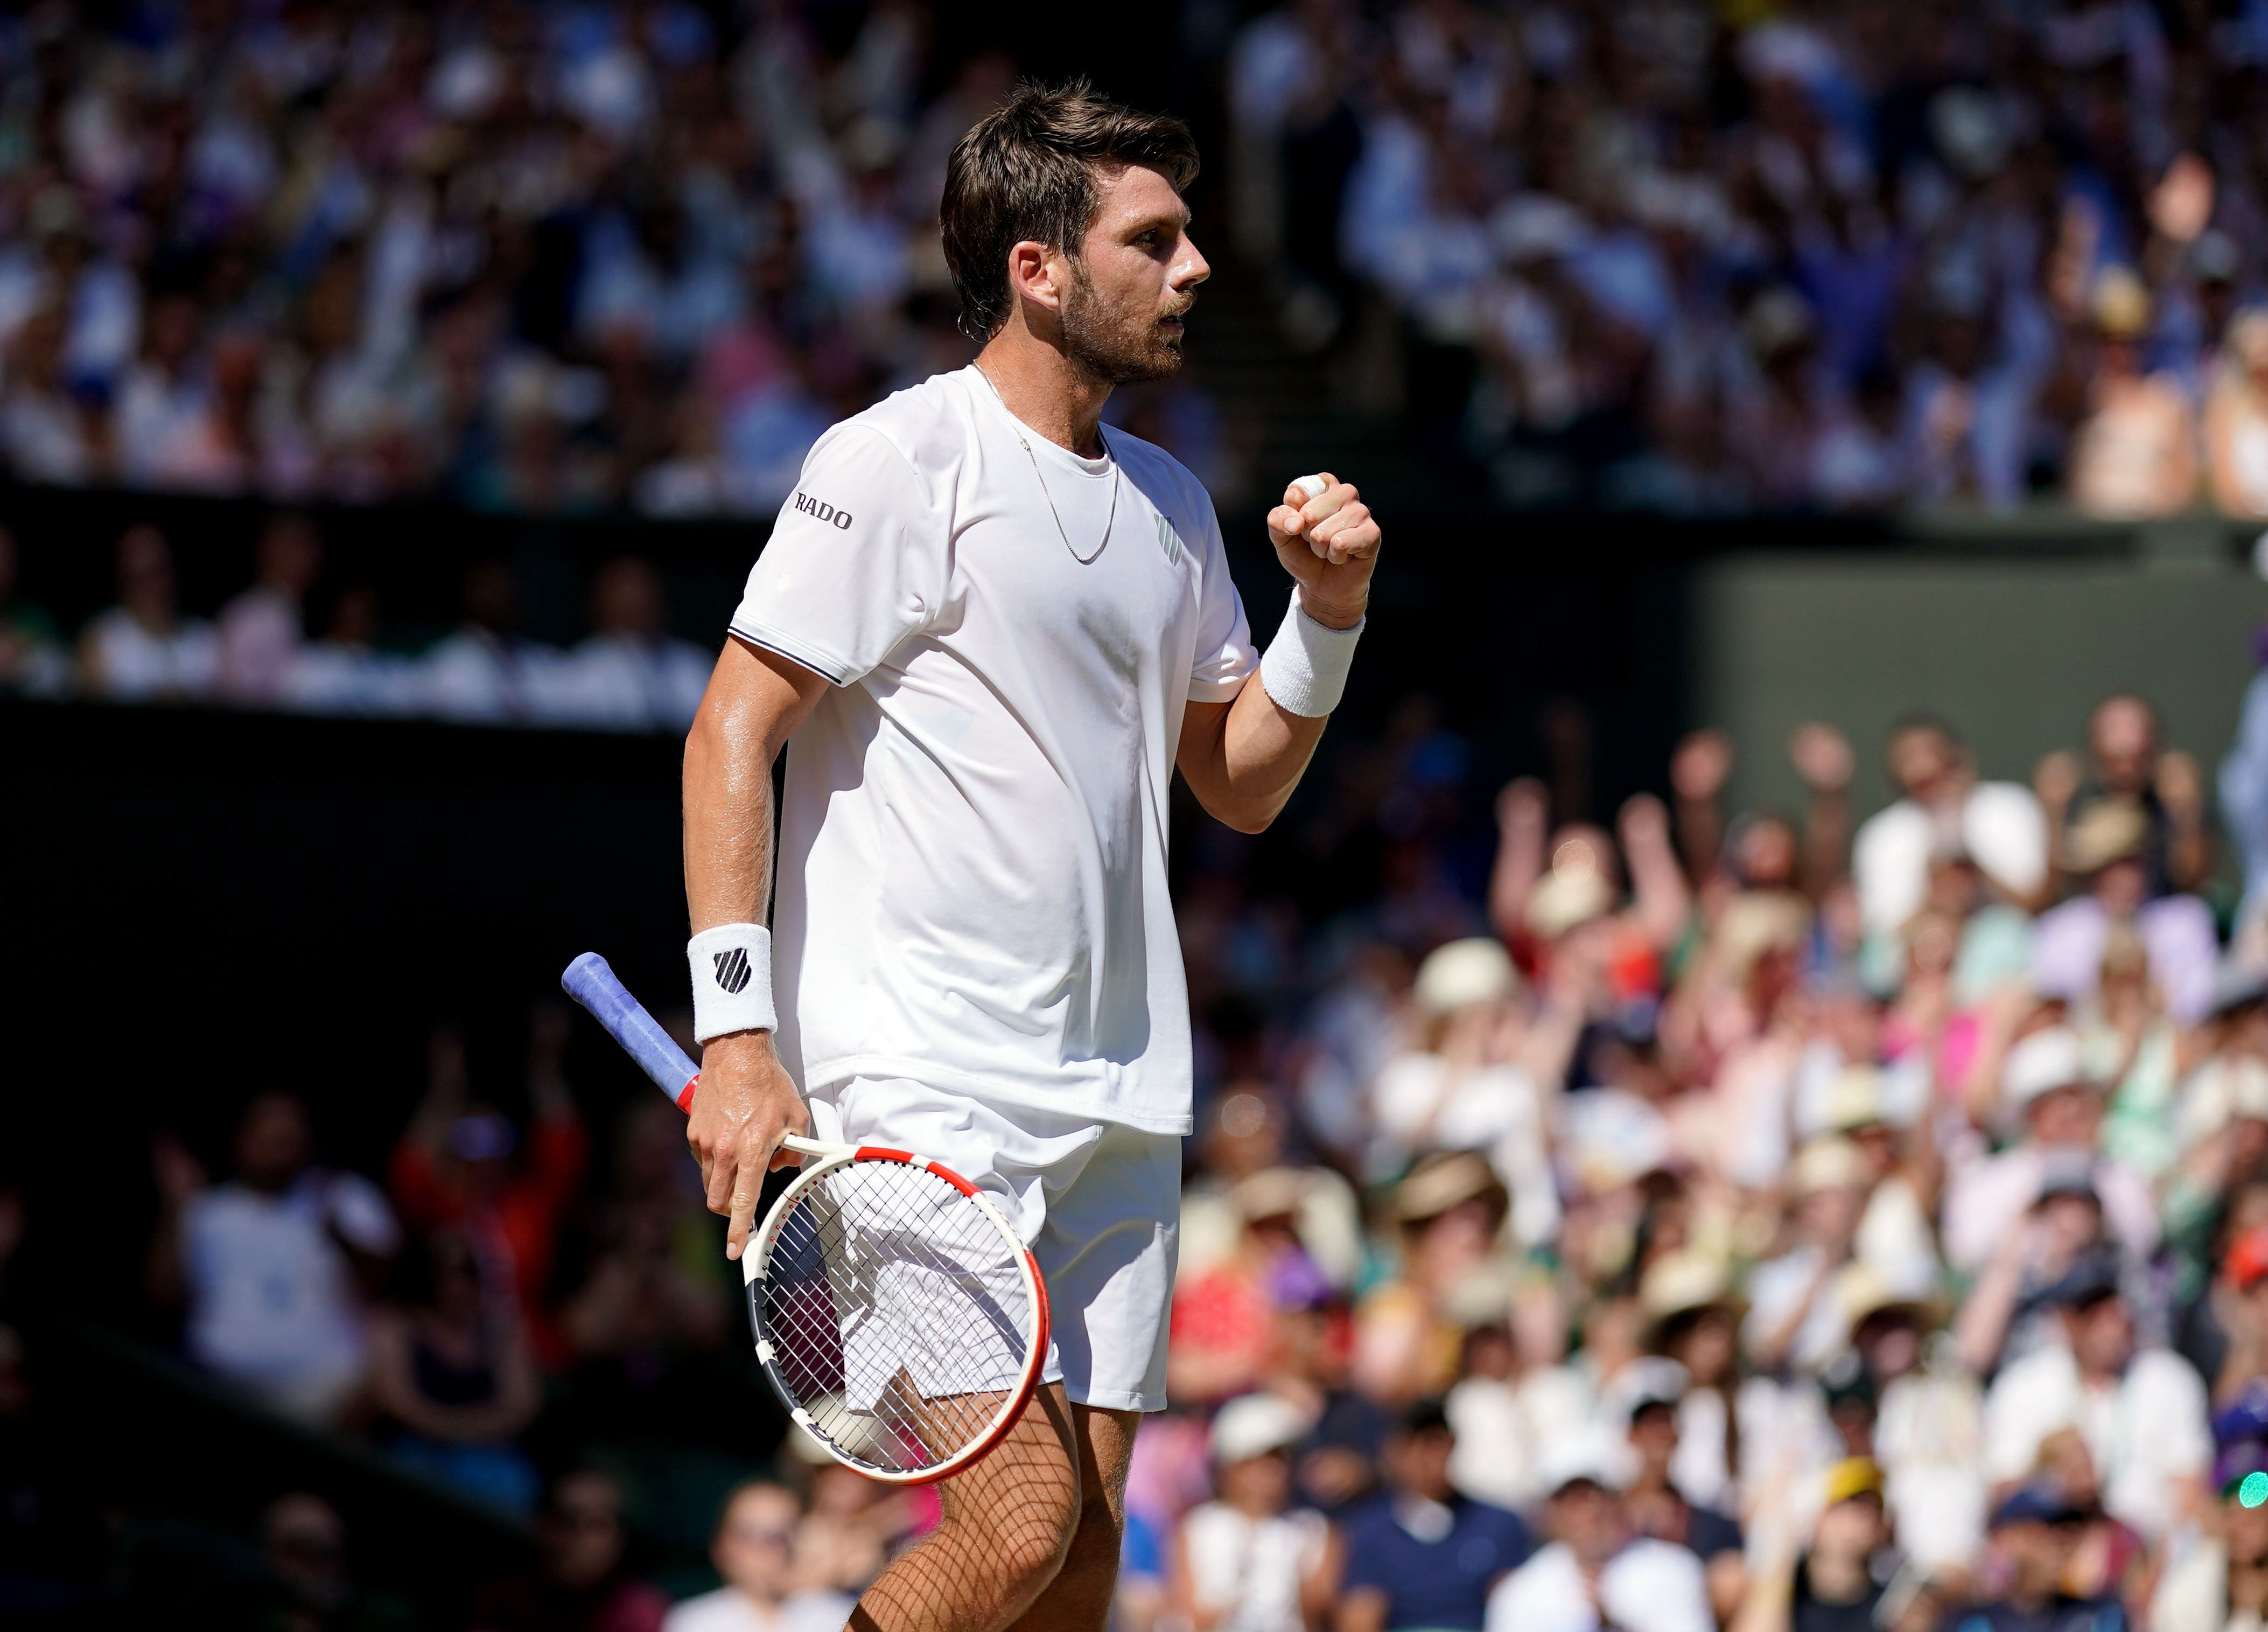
[1300, 480, 1352, 528]
[1269, 503, 1306, 540]
[703, 1135, 739, 1215]
[725, 1146, 767, 1260]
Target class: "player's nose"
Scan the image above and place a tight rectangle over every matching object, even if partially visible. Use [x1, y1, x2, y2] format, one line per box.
[1174, 231, 1210, 290]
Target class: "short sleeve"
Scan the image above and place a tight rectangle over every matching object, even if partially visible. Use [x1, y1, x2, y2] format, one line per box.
[730, 423, 942, 687]
[1186, 504, 1256, 702]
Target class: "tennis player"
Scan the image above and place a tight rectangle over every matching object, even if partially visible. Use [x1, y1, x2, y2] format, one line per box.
[680, 79, 1380, 1632]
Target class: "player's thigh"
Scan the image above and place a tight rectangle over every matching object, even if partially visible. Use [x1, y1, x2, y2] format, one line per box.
[936, 1382, 1084, 1566]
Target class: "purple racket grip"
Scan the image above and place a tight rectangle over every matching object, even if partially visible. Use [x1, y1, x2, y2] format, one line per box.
[561, 952, 701, 1112]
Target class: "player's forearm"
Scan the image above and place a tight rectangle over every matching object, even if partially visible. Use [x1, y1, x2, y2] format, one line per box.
[1182, 683, 1329, 833]
[683, 689, 781, 931]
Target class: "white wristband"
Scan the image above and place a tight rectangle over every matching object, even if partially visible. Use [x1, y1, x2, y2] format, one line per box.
[688, 924, 776, 1042]
[1257, 597, 1364, 718]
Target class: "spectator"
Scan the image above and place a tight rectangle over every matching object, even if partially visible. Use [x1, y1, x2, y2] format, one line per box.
[1482, 1431, 1712, 1632]
[387, 1015, 587, 1365]
[1982, 1251, 2210, 1544]
[468, 1469, 668, 1632]
[1445, 1287, 1593, 1514]
[2068, 271, 2200, 521]
[368, 1229, 542, 1516]
[1335, 1398, 1531, 1632]
[1852, 719, 2049, 947]
[77, 525, 220, 702]
[146, 1090, 400, 1425]
[1623, 1387, 1748, 1624]
[1941, 1028, 2160, 1275]
[255, 1492, 421, 1632]
[215, 513, 321, 706]
[1950, 1485, 2131, 1632]
[1737, 1459, 1896, 1632]
[558, 555, 713, 734]
[280, 584, 418, 717]
[661, 1482, 854, 1632]
[1172, 1392, 1334, 1632]
[417, 563, 572, 727]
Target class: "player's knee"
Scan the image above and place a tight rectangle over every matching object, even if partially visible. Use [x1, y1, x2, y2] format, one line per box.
[993, 1516, 1077, 1593]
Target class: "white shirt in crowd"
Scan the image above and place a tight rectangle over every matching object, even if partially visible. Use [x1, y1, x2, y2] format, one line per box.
[180, 1170, 400, 1421]
[280, 640, 421, 716]
[1485, 1538, 1714, 1632]
[732, 367, 1257, 1134]
[1370, 1052, 1561, 1248]
[559, 629, 713, 732]
[1941, 1145, 2161, 1274]
[1852, 782, 2047, 940]
[417, 627, 578, 724]
[215, 583, 303, 705]
[82, 606, 219, 700]
[1447, 1364, 1595, 1511]
[660, 1586, 856, 1632]
[1982, 1342, 2210, 1540]
[1179, 1502, 1329, 1632]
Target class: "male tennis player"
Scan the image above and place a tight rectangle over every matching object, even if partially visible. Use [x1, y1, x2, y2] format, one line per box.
[680, 80, 1380, 1632]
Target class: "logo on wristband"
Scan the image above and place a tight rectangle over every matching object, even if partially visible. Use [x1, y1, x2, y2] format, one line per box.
[712, 947, 753, 994]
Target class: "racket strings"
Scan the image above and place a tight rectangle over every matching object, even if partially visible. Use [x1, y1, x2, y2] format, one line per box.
[760, 1161, 1033, 1476]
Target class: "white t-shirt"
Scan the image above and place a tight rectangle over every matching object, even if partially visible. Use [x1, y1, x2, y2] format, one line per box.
[661, 1586, 855, 1632]
[1180, 1502, 1328, 1632]
[1485, 1538, 1714, 1632]
[731, 367, 1257, 1134]
[1982, 1342, 2210, 1539]
[181, 1172, 400, 1389]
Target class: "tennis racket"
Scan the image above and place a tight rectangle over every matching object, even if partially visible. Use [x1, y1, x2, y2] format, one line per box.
[560, 952, 1050, 1485]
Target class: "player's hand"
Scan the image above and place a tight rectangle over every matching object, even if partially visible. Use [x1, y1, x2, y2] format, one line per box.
[688, 1029, 810, 1260]
[1267, 473, 1378, 630]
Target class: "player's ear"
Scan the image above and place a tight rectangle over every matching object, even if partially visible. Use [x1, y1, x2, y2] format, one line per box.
[1006, 240, 1066, 315]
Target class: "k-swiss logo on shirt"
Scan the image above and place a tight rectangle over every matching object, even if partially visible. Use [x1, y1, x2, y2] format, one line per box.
[1154, 513, 1184, 567]
[794, 491, 854, 529]
[712, 947, 753, 994]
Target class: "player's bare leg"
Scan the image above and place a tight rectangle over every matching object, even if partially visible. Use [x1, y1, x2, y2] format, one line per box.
[850, 1383, 1084, 1632]
[1003, 1401, 1138, 1632]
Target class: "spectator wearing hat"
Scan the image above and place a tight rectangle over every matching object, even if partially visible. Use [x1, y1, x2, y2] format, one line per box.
[1483, 1428, 1711, 1632]
[1368, 938, 1566, 1250]
[1982, 1250, 2210, 1543]
[2032, 800, 2218, 1026]
[1625, 1386, 1749, 1623]
[1738, 1459, 1897, 1632]
[1949, 1485, 2130, 1632]
[1862, 1278, 1991, 1574]
[1172, 1167, 1340, 1406]
[1354, 1154, 1511, 1406]
[2068, 267, 2200, 520]
[1748, 1138, 1924, 1377]
[2036, 696, 2212, 903]
[1636, 1252, 1753, 1512]
[1942, 1028, 2159, 1277]
[1336, 1399, 1532, 1632]
[1172, 1393, 1335, 1632]
[2150, 1440, 2268, 1632]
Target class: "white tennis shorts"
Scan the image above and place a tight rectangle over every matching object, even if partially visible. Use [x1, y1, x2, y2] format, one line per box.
[806, 1077, 1181, 1413]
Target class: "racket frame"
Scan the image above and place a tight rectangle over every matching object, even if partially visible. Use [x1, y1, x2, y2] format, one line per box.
[743, 1134, 1053, 1486]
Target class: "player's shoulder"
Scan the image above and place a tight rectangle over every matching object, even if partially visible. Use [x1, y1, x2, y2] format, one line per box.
[821, 368, 980, 468]
[1104, 420, 1210, 505]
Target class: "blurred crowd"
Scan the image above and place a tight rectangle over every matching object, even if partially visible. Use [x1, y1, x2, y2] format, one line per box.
[2, 676, 2258, 1632]
[0, 0, 1247, 517]
[1233, 0, 2268, 514]
[0, 516, 715, 729]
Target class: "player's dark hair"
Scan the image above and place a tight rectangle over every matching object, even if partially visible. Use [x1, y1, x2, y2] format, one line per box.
[940, 78, 1199, 343]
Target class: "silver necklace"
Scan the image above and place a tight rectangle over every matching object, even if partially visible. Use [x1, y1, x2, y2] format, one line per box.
[975, 365, 1118, 564]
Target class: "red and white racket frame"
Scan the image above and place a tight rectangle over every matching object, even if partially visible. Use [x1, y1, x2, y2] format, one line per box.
[743, 1132, 1053, 1486]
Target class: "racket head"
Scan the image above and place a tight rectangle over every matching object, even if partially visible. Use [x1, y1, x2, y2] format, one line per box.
[743, 1144, 1050, 1485]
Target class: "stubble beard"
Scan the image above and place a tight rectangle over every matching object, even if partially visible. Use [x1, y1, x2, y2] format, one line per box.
[1060, 261, 1189, 387]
